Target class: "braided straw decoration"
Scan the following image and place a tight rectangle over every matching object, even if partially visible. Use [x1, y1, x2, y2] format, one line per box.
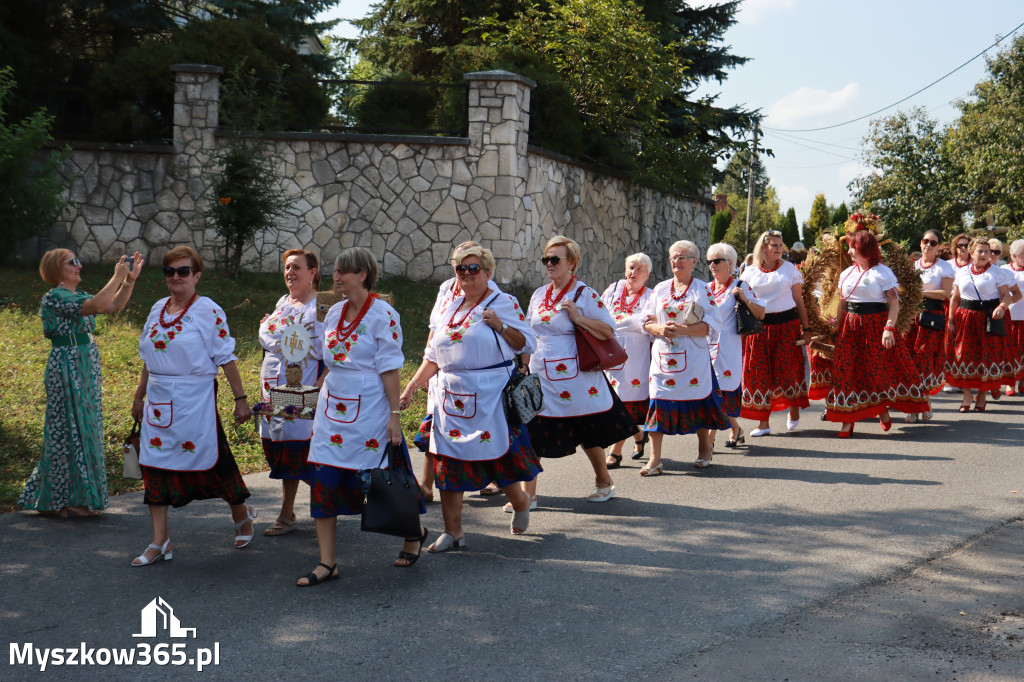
[801, 237, 922, 360]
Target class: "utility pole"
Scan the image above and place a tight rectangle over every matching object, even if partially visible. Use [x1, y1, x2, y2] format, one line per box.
[744, 120, 760, 257]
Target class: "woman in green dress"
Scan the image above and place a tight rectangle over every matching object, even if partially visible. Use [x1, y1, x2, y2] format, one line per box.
[18, 248, 143, 517]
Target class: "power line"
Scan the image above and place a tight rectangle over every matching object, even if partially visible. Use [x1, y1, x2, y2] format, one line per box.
[763, 20, 1024, 133]
[761, 131, 859, 161]
[764, 129, 863, 153]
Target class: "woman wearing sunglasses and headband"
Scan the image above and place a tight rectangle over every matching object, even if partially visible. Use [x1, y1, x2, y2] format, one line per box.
[400, 246, 538, 551]
[903, 230, 955, 421]
[19, 249, 143, 518]
[738, 229, 812, 437]
[518, 235, 636, 506]
[130, 246, 255, 566]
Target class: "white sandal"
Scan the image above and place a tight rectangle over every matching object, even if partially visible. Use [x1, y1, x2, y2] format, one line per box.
[511, 509, 530, 535]
[233, 505, 258, 549]
[132, 538, 172, 566]
[503, 495, 538, 512]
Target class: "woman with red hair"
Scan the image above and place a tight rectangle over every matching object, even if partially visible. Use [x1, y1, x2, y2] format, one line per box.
[825, 227, 927, 437]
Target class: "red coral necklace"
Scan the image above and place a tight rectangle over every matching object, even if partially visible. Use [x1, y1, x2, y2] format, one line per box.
[447, 291, 488, 328]
[159, 293, 198, 328]
[969, 263, 990, 275]
[334, 294, 377, 342]
[670, 276, 693, 301]
[540, 277, 576, 312]
[760, 260, 782, 273]
[615, 283, 646, 314]
[710, 277, 734, 303]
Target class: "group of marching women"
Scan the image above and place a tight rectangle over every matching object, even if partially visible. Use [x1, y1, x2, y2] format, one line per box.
[20, 224, 1024, 585]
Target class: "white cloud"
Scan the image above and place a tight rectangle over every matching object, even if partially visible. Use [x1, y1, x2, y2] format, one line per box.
[738, 0, 799, 23]
[776, 184, 814, 215]
[766, 83, 861, 128]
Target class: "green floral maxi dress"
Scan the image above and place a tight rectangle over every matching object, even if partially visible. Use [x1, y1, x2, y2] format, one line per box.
[18, 288, 108, 511]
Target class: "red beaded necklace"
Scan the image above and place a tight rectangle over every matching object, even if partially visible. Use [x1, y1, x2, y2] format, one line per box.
[159, 292, 198, 328]
[334, 294, 377, 342]
[615, 282, 646, 314]
[969, 263, 990, 275]
[1012, 263, 1024, 272]
[670, 276, 693, 301]
[446, 291, 488, 328]
[759, 260, 782, 274]
[710, 277, 734, 303]
[917, 257, 935, 270]
[539, 277, 576, 312]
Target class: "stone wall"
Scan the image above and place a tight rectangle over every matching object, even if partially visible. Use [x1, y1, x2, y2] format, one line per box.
[25, 65, 713, 289]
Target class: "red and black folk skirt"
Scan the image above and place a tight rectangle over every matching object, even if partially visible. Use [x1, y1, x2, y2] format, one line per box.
[945, 299, 1016, 390]
[903, 298, 948, 395]
[740, 309, 809, 420]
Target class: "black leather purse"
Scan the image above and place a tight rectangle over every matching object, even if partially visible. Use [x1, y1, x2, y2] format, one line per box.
[486, 294, 544, 426]
[360, 443, 421, 538]
[986, 313, 1007, 337]
[734, 282, 763, 336]
[917, 310, 945, 332]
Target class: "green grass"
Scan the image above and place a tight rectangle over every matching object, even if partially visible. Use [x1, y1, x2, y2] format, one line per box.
[0, 264, 441, 511]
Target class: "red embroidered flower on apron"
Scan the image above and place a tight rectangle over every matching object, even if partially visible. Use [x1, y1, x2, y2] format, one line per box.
[667, 358, 678, 367]
[453, 399, 465, 411]
[481, 431, 491, 442]
[153, 409, 162, 420]
[182, 441, 195, 452]
[666, 379, 676, 386]
[154, 340, 166, 351]
[631, 378, 642, 386]
[330, 434, 343, 447]
[365, 439, 379, 451]
[335, 402, 347, 415]
[559, 390, 572, 401]
[689, 378, 699, 386]
[556, 363, 568, 374]
[448, 429, 461, 440]
[149, 437, 162, 448]
[588, 386, 599, 397]
[723, 370, 732, 377]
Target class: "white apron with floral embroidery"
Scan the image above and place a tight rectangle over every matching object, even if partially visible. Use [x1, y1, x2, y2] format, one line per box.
[258, 296, 323, 442]
[529, 282, 615, 417]
[601, 279, 652, 401]
[308, 298, 404, 471]
[140, 374, 218, 470]
[137, 295, 237, 471]
[645, 278, 717, 401]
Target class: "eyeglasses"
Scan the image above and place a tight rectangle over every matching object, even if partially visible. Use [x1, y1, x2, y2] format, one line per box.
[921, 239, 938, 247]
[454, 263, 483, 275]
[708, 258, 729, 265]
[765, 230, 782, 237]
[991, 249, 1002, 255]
[65, 257, 82, 267]
[163, 266, 197, 277]
[540, 256, 561, 266]
[956, 242, 969, 249]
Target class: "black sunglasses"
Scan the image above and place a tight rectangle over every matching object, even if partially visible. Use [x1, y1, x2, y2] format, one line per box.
[540, 256, 562, 266]
[163, 266, 197, 277]
[921, 239, 938, 247]
[991, 249, 1002, 255]
[65, 257, 82, 267]
[956, 242, 969, 249]
[708, 258, 730, 265]
[455, 263, 483, 275]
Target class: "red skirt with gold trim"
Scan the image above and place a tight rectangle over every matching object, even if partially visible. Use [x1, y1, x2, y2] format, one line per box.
[825, 311, 927, 423]
[904, 313, 947, 395]
[945, 308, 1016, 389]
[740, 316, 809, 420]
[808, 350, 831, 401]
[1007, 319, 1024, 380]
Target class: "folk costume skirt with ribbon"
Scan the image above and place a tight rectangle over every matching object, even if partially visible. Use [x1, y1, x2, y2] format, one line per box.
[945, 301, 1017, 390]
[528, 386, 638, 458]
[720, 387, 742, 419]
[262, 439, 312, 481]
[825, 307, 928, 423]
[308, 437, 427, 518]
[646, 372, 731, 435]
[740, 311, 810, 420]
[904, 299, 949, 395]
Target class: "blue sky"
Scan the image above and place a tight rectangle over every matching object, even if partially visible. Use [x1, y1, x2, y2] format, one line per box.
[321, 0, 1024, 225]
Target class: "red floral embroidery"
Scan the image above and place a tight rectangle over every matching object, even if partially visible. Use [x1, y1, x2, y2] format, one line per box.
[392, 331, 398, 340]
[218, 329, 227, 338]
[182, 441, 195, 452]
[666, 379, 676, 386]
[723, 370, 732, 377]
[153, 409, 161, 419]
[588, 386, 599, 396]
[154, 340, 166, 350]
[365, 438, 379, 449]
[689, 378, 699, 385]
[450, 331, 462, 341]
[149, 437, 162, 447]
[335, 402, 347, 413]
[453, 399, 465, 409]
[328, 339, 338, 349]
[149, 330, 157, 338]
[448, 429, 461, 438]
[216, 317, 223, 325]
[330, 434, 343, 444]
[667, 311, 678, 319]
[263, 381, 270, 390]
[631, 378, 642, 386]
[667, 358, 678, 366]
[268, 324, 276, 332]
[559, 391, 572, 400]
[481, 431, 491, 442]
[390, 319, 396, 327]
[167, 331, 175, 339]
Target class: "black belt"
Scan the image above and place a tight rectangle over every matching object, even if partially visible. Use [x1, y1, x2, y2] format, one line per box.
[922, 298, 944, 312]
[959, 298, 998, 311]
[762, 308, 798, 325]
[846, 302, 888, 315]
[473, 359, 514, 371]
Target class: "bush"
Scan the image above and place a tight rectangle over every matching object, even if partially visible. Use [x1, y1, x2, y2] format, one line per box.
[0, 67, 71, 257]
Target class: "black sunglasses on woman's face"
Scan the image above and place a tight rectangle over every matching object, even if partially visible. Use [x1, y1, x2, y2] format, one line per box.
[540, 256, 561, 266]
[708, 258, 729, 265]
[454, 263, 482, 275]
[921, 239, 938, 247]
[163, 266, 196, 277]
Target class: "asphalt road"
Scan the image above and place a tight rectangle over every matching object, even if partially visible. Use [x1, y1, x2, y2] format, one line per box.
[2, 391, 1023, 681]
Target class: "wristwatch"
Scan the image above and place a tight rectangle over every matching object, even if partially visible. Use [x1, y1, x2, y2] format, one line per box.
[500, 323, 508, 334]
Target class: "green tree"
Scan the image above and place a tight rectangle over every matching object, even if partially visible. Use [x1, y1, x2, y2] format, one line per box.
[723, 185, 783, 255]
[849, 107, 964, 243]
[711, 209, 731, 244]
[948, 33, 1024, 228]
[0, 67, 72, 255]
[804, 193, 831, 245]
[831, 202, 849, 227]
[715, 147, 769, 200]
[780, 207, 799, 246]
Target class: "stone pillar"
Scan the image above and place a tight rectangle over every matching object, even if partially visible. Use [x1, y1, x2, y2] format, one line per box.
[463, 70, 536, 283]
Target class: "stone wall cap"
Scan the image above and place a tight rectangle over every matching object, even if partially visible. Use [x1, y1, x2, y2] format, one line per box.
[215, 129, 470, 146]
[464, 70, 537, 88]
[170, 64, 225, 74]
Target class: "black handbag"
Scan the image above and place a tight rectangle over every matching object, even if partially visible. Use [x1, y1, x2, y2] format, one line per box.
[917, 310, 945, 332]
[502, 355, 544, 426]
[735, 299, 763, 336]
[986, 313, 1008, 337]
[359, 443, 421, 538]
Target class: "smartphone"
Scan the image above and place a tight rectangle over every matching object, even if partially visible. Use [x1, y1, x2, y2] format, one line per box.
[126, 255, 134, 271]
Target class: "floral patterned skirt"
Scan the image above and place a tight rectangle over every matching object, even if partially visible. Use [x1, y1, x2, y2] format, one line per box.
[434, 426, 541, 491]
[262, 439, 312, 481]
[740, 316, 809, 420]
[142, 417, 249, 508]
[528, 392, 638, 458]
[945, 307, 1017, 390]
[808, 350, 832, 401]
[904, 317, 947, 395]
[412, 412, 432, 453]
[308, 438, 427, 518]
[1007, 319, 1024, 381]
[621, 399, 651, 425]
[826, 311, 928, 422]
[720, 387, 742, 418]
[645, 373, 731, 435]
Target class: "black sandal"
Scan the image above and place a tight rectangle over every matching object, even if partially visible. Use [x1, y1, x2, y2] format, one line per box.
[631, 431, 650, 460]
[606, 453, 622, 469]
[296, 562, 339, 587]
[394, 527, 429, 568]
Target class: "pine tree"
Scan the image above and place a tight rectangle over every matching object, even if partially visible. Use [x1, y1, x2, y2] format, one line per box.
[805, 193, 831, 245]
[711, 210, 732, 244]
[780, 207, 799, 247]
[831, 202, 849, 227]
